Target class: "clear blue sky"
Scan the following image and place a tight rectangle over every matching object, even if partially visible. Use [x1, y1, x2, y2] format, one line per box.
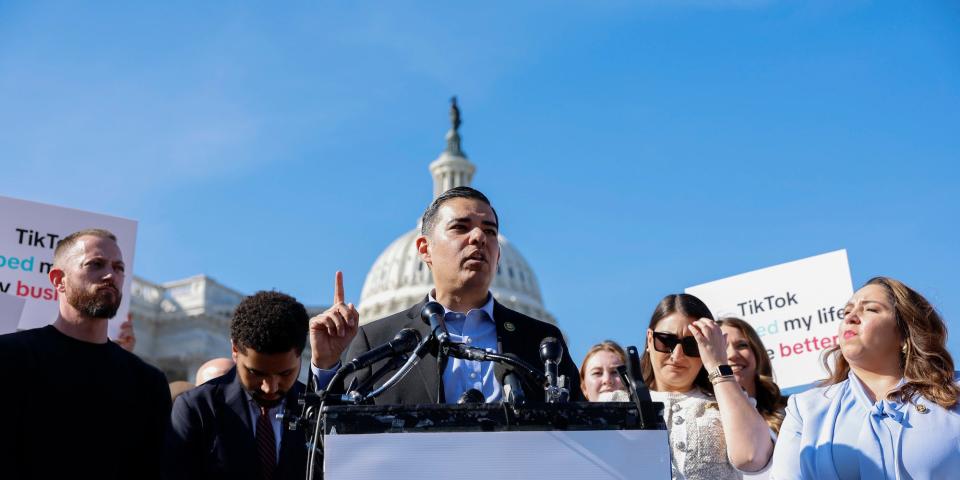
[2, 1, 958, 367]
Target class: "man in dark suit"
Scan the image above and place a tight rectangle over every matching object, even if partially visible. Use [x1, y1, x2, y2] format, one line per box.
[340, 186, 582, 404]
[165, 289, 357, 479]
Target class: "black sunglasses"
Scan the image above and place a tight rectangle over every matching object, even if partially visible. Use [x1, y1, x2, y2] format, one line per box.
[652, 332, 700, 357]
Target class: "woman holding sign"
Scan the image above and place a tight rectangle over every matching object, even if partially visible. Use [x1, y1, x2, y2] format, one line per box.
[641, 293, 774, 479]
[770, 276, 960, 479]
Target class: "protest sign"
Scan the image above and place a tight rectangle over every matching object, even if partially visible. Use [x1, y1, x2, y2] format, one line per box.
[0, 195, 137, 333]
[686, 250, 853, 390]
[0, 293, 25, 334]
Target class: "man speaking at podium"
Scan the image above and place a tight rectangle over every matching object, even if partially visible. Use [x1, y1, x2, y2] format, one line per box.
[340, 186, 582, 404]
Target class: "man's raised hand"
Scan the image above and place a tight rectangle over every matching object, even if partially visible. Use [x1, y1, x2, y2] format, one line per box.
[113, 314, 137, 352]
[309, 271, 359, 369]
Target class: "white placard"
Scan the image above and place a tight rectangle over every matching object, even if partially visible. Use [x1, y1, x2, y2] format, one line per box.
[685, 250, 853, 390]
[0, 293, 26, 335]
[324, 430, 670, 479]
[0, 195, 137, 333]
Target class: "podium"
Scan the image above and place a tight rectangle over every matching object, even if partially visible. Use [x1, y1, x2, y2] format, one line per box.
[320, 402, 670, 479]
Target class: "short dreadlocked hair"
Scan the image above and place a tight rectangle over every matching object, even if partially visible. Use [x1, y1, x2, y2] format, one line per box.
[230, 290, 309, 356]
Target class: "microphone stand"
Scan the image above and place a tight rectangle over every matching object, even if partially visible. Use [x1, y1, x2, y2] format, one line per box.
[539, 338, 569, 403]
[443, 342, 547, 388]
[302, 337, 424, 480]
[622, 345, 658, 429]
[350, 354, 410, 400]
[360, 335, 433, 403]
[615, 365, 649, 430]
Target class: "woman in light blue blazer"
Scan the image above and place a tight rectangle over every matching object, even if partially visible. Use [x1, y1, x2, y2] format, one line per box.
[770, 276, 960, 480]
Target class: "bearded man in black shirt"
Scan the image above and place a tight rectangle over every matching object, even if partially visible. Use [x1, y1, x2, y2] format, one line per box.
[0, 228, 170, 479]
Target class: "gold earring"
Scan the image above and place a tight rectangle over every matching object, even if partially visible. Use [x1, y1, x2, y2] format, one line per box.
[901, 343, 908, 354]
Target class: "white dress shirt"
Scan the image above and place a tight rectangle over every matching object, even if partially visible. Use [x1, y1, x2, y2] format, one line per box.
[430, 293, 502, 404]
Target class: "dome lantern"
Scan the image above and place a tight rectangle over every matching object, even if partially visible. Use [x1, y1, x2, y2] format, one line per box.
[429, 96, 476, 199]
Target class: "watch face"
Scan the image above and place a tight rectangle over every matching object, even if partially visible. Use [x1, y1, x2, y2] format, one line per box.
[718, 365, 734, 376]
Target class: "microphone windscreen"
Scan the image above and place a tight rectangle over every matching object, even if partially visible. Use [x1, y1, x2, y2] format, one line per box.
[457, 388, 485, 404]
[420, 301, 445, 323]
[539, 337, 563, 363]
[392, 328, 422, 352]
[597, 390, 631, 402]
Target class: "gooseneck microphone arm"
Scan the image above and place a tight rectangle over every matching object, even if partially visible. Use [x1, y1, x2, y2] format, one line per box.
[351, 353, 410, 399]
[420, 301, 450, 403]
[306, 328, 424, 478]
[444, 342, 547, 386]
[324, 328, 421, 397]
[360, 334, 433, 402]
[356, 301, 453, 403]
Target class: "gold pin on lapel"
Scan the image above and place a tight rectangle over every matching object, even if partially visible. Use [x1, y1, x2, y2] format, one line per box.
[503, 322, 516, 332]
[916, 404, 929, 414]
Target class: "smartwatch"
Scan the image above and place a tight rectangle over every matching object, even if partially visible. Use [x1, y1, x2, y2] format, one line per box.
[708, 365, 735, 384]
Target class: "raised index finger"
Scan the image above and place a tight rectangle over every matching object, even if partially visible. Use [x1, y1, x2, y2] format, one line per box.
[333, 270, 345, 305]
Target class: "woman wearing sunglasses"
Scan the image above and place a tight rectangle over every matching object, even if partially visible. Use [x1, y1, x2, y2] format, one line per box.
[770, 277, 960, 479]
[641, 293, 774, 479]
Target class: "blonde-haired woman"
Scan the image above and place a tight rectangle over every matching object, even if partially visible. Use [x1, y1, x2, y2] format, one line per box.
[717, 317, 787, 434]
[579, 340, 629, 402]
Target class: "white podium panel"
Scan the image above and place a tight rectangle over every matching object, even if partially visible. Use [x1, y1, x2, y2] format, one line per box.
[325, 429, 670, 479]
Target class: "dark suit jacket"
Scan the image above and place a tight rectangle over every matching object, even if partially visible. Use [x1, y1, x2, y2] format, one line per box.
[164, 367, 310, 480]
[340, 297, 584, 404]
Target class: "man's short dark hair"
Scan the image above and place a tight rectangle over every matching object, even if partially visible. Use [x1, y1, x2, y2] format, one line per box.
[53, 228, 117, 266]
[231, 291, 309, 356]
[420, 186, 499, 235]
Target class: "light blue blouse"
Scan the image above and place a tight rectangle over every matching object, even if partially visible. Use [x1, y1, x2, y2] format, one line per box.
[770, 372, 960, 480]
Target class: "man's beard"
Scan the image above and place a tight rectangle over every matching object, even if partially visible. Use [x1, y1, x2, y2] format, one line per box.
[249, 389, 287, 409]
[68, 284, 122, 319]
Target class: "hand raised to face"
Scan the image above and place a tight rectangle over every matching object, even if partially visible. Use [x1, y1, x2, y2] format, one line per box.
[308, 271, 359, 369]
[687, 318, 728, 372]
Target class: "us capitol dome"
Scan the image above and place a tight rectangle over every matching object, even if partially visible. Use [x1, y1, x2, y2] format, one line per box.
[357, 98, 556, 325]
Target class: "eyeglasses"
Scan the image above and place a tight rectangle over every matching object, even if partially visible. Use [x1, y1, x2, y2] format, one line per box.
[652, 332, 700, 357]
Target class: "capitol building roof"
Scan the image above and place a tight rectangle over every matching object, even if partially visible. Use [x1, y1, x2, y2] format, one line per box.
[357, 98, 555, 325]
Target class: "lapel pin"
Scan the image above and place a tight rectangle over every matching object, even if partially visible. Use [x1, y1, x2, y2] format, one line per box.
[503, 322, 516, 332]
[916, 404, 929, 414]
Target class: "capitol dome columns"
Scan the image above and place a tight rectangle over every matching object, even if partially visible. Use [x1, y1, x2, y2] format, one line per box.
[429, 96, 476, 199]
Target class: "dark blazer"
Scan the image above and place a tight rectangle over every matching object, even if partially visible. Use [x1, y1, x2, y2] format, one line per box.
[164, 367, 310, 480]
[339, 297, 584, 404]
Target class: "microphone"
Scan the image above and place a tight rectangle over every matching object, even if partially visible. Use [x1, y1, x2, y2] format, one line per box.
[420, 301, 449, 403]
[540, 337, 569, 403]
[338, 328, 421, 376]
[501, 371, 527, 405]
[539, 337, 563, 388]
[457, 388, 485, 404]
[420, 301, 449, 344]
